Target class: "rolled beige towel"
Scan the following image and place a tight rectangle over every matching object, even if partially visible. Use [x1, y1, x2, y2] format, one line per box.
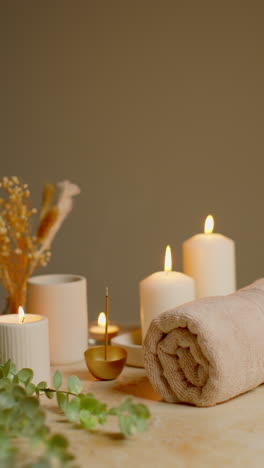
[144, 279, 264, 407]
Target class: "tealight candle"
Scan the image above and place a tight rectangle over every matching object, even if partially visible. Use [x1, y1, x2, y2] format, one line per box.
[182, 214, 236, 298]
[89, 312, 119, 341]
[0, 307, 50, 384]
[140, 245, 195, 340]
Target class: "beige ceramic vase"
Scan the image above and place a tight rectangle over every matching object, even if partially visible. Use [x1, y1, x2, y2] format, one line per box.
[26, 274, 88, 365]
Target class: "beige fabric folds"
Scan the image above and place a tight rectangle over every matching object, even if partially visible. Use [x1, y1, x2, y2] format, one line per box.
[144, 279, 264, 407]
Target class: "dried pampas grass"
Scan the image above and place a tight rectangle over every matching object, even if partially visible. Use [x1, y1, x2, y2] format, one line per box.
[0, 177, 80, 313]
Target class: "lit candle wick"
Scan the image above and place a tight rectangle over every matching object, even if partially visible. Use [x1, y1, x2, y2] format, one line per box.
[164, 245, 172, 273]
[18, 306, 26, 324]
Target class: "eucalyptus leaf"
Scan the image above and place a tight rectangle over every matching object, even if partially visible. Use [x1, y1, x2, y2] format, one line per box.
[53, 371, 62, 391]
[37, 381, 47, 391]
[51, 434, 68, 448]
[12, 374, 19, 384]
[79, 410, 98, 430]
[17, 368, 33, 384]
[12, 385, 26, 399]
[0, 377, 11, 390]
[9, 362, 16, 376]
[56, 391, 67, 410]
[80, 396, 99, 412]
[21, 397, 40, 417]
[133, 403, 151, 419]
[118, 414, 136, 436]
[25, 383, 36, 396]
[0, 392, 14, 409]
[3, 359, 11, 377]
[119, 396, 133, 411]
[64, 397, 81, 422]
[45, 390, 54, 400]
[67, 376, 82, 395]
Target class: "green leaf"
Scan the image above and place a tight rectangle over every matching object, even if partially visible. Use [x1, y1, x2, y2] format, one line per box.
[0, 378, 11, 391]
[45, 390, 54, 399]
[79, 409, 98, 430]
[30, 410, 46, 431]
[0, 392, 14, 409]
[2, 360, 11, 377]
[80, 396, 99, 412]
[12, 374, 19, 384]
[64, 397, 80, 422]
[67, 375, 82, 394]
[37, 381, 47, 391]
[133, 403, 151, 419]
[118, 414, 136, 436]
[32, 426, 50, 445]
[9, 362, 16, 376]
[56, 391, 67, 410]
[25, 383, 36, 396]
[98, 412, 107, 425]
[17, 368, 34, 384]
[119, 396, 133, 411]
[48, 433, 69, 450]
[21, 397, 40, 417]
[0, 433, 11, 450]
[12, 385, 26, 400]
[53, 371, 62, 391]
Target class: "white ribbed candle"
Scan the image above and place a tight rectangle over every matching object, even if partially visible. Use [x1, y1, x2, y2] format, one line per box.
[0, 314, 50, 384]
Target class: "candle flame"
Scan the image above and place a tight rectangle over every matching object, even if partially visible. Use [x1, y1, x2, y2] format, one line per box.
[18, 306, 25, 324]
[204, 214, 214, 234]
[164, 245, 172, 272]
[98, 312, 106, 328]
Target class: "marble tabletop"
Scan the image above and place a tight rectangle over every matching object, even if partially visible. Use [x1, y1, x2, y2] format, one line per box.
[19, 361, 264, 467]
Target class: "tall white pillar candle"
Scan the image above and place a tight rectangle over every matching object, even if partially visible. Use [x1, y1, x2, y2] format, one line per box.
[140, 246, 195, 340]
[0, 309, 50, 384]
[182, 215, 236, 298]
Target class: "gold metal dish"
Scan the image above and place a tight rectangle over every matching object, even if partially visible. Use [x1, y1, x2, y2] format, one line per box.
[84, 345, 127, 380]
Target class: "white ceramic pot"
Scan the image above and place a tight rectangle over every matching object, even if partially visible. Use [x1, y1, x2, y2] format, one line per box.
[26, 274, 88, 365]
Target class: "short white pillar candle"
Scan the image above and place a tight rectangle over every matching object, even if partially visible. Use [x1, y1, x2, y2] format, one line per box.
[182, 215, 236, 298]
[0, 308, 50, 384]
[140, 246, 195, 340]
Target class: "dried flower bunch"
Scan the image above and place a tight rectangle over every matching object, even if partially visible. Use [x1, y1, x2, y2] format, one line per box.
[0, 176, 80, 314]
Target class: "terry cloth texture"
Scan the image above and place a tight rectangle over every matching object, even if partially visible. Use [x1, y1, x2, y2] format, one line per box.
[144, 279, 264, 407]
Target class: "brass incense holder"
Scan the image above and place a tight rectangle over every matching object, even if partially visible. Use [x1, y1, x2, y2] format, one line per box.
[84, 287, 127, 380]
[84, 345, 127, 380]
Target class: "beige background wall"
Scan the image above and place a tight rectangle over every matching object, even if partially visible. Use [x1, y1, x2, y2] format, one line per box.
[1, 1, 264, 323]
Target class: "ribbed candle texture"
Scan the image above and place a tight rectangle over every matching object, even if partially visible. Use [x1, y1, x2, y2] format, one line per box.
[0, 315, 50, 384]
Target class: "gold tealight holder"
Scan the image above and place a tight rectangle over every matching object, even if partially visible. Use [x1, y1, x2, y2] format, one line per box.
[84, 287, 127, 380]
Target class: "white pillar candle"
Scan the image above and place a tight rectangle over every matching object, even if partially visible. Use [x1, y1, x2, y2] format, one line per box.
[0, 308, 50, 384]
[182, 215, 236, 298]
[140, 246, 195, 340]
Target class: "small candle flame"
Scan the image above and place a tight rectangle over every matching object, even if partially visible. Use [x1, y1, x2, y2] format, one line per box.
[164, 245, 172, 272]
[18, 306, 25, 324]
[98, 312, 106, 328]
[204, 214, 214, 234]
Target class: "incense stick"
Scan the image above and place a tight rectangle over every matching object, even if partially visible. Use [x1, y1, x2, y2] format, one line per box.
[104, 286, 109, 360]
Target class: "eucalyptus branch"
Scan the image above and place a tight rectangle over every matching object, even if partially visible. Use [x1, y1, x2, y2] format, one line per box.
[0, 360, 151, 468]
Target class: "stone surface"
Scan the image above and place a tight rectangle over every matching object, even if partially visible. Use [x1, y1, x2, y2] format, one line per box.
[21, 362, 264, 467]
